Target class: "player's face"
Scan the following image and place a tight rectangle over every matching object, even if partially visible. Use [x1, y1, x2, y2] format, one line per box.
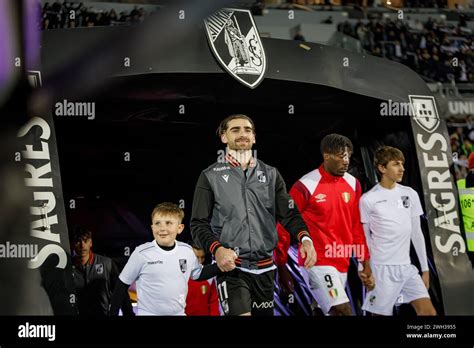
[221, 118, 256, 151]
[324, 148, 351, 177]
[193, 248, 206, 265]
[381, 159, 405, 182]
[151, 214, 184, 247]
[74, 236, 92, 257]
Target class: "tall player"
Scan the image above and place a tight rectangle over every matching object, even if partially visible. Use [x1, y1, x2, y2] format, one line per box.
[360, 146, 436, 315]
[275, 134, 373, 316]
[191, 114, 316, 316]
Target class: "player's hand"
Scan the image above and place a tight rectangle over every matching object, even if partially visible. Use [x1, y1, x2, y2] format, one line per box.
[300, 238, 317, 269]
[358, 260, 375, 291]
[215, 247, 237, 272]
[421, 271, 430, 290]
[277, 264, 294, 300]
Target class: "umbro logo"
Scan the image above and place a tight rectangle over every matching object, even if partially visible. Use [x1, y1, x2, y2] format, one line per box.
[315, 193, 326, 203]
[222, 174, 229, 182]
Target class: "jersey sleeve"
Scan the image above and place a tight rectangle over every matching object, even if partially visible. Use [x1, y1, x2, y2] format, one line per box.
[352, 180, 370, 261]
[190, 253, 203, 281]
[275, 170, 310, 242]
[359, 193, 371, 224]
[190, 172, 222, 255]
[274, 179, 312, 266]
[119, 248, 144, 285]
[411, 188, 424, 217]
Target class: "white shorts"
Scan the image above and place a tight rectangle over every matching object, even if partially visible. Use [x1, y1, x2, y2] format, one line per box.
[362, 264, 430, 316]
[305, 265, 349, 315]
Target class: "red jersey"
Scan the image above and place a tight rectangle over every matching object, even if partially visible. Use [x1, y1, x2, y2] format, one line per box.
[185, 278, 219, 316]
[274, 164, 369, 272]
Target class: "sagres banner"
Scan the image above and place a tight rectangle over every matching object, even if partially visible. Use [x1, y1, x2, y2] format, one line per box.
[14, 71, 78, 314]
[409, 95, 474, 314]
[204, 8, 267, 89]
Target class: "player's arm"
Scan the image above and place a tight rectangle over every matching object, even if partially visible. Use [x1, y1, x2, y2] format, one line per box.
[109, 249, 142, 316]
[357, 189, 375, 290]
[274, 170, 315, 268]
[110, 259, 134, 316]
[410, 192, 429, 288]
[352, 181, 370, 263]
[190, 172, 236, 271]
[192, 263, 224, 281]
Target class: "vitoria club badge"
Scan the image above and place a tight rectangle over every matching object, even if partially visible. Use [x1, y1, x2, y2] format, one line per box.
[204, 8, 267, 89]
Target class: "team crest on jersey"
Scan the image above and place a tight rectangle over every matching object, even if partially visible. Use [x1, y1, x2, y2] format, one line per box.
[201, 285, 208, 295]
[257, 170, 266, 183]
[179, 259, 187, 273]
[315, 193, 326, 203]
[95, 264, 103, 275]
[204, 8, 267, 89]
[400, 196, 410, 208]
[342, 192, 351, 203]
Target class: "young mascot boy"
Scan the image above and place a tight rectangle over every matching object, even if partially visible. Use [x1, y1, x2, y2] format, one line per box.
[109, 202, 226, 315]
[360, 146, 436, 315]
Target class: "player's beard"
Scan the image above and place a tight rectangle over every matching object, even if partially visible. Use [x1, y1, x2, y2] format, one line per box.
[228, 137, 252, 151]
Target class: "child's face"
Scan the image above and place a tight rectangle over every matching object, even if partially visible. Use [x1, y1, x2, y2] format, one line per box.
[151, 213, 184, 247]
[193, 247, 206, 265]
[380, 159, 405, 183]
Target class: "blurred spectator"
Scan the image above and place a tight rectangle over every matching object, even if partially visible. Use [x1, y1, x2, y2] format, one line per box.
[41, 2, 155, 30]
[322, 16, 333, 24]
[294, 29, 306, 41]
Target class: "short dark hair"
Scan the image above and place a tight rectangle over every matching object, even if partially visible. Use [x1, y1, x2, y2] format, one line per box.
[320, 134, 353, 155]
[216, 114, 256, 138]
[374, 146, 405, 175]
[71, 225, 92, 242]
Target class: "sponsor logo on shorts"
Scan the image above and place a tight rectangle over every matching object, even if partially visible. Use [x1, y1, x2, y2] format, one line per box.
[221, 299, 229, 314]
[252, 300, 274, 309]
[369, 295, 376, 306]
[179, 259, 187, 273]
[315, 193, 326, 203]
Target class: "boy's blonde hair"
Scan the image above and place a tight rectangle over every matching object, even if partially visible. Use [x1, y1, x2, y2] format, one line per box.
[151, 202, 184, 223]
[374, 146, 405, 175]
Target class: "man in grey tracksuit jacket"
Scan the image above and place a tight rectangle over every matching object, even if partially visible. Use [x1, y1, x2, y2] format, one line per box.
[190, 114, 316, 316]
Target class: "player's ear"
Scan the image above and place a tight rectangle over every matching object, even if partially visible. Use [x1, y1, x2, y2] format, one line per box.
[221, 133, 228, 144]
[323, 153, 330, 161]
[377, 164, 386, 174]
[177, 224, 185, 234]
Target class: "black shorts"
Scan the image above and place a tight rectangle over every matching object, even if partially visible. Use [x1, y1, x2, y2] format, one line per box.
[216, 268, 275, 316]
